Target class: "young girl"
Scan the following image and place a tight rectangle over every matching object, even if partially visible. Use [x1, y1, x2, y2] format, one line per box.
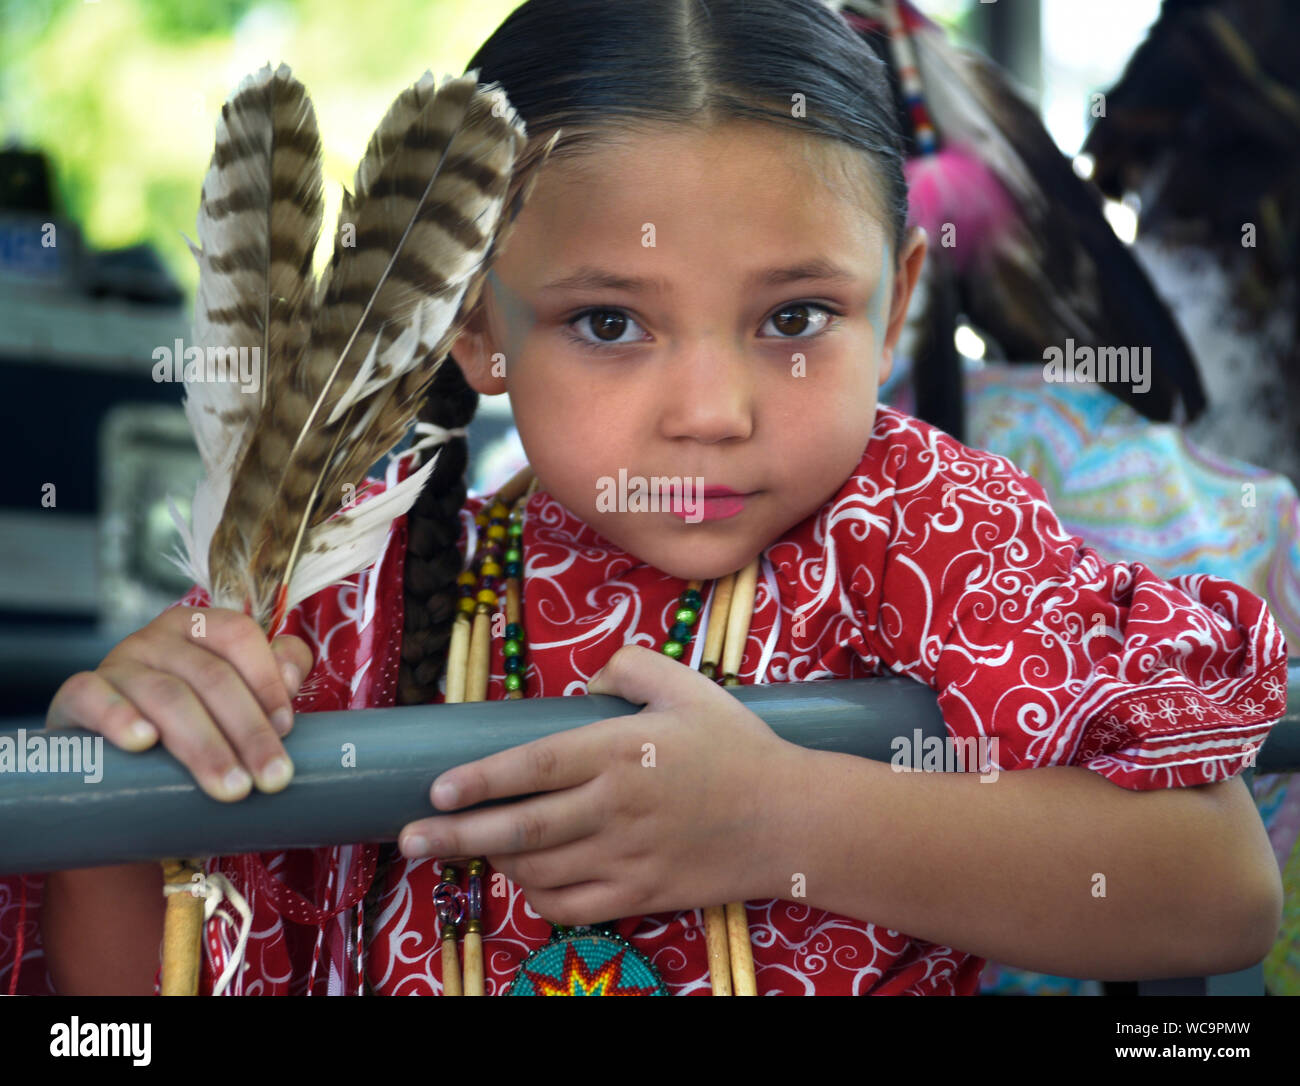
[16, 0, 1288, 996]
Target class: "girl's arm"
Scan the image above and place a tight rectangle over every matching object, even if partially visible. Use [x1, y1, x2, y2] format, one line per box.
[760, 749, 1283, 981]
[40, 863, 166, 995]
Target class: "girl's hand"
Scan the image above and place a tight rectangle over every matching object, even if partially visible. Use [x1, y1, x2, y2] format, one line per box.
[398, 644, 807, 927]
[45, 606, 315, 803]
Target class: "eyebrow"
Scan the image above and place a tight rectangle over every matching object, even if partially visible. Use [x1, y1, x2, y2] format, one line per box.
[537, 257, 861, 295]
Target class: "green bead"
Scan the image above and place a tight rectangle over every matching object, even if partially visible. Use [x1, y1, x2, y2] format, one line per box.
[661, 640, 684, 659]
[505, 548, 521, 564]
[508, 521, 523, 536]
[503, 638, 521, 657]
[504, 672, 522, 692]
[682, 589, 702, 609]
[505, 622, 522, 640]
[674, 607, 698, 627]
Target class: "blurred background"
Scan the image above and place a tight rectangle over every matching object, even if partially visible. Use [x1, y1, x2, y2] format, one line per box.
[1, 0, 1298, 996]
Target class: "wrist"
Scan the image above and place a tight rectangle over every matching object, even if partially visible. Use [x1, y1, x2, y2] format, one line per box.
[745, 740, 821, 904]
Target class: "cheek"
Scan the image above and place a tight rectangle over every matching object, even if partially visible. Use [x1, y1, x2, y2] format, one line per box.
[505, 355, 624, 507]
[761, 350, 876, 470]
[504, 346, 582, 438]
[764, 342, 875, 421]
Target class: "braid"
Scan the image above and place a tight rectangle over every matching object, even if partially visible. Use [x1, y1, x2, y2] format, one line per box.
[361, 352, 479, 994]
[396, 356, 480, 706]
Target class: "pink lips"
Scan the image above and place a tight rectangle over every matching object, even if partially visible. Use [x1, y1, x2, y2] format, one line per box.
[670, 486, 752, 521]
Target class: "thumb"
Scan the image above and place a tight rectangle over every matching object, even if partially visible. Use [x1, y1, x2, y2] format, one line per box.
[587, 644, 696, 708]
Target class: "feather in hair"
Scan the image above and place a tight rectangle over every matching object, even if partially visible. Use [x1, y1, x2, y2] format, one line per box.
[836, 0, 1205, 424]
[171, 63, 534, 635]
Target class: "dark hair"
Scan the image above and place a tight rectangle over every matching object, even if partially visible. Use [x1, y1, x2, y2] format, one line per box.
[469, 0, 908, 256]
[365, 0, 908, 990]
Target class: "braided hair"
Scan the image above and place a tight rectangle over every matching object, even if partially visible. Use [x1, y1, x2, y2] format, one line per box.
[359, 0, 909, 992]
[359, 356, 477, 991]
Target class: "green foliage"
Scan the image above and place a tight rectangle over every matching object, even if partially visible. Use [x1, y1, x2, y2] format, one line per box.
[1, 0, 521, 297]
[136, 0, 267, 40]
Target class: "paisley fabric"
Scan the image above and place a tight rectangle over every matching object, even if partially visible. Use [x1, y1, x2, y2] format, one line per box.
[1, 405, 1287, 996]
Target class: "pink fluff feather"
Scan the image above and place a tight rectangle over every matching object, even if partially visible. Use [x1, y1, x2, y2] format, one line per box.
[904, 143, 1018, 273]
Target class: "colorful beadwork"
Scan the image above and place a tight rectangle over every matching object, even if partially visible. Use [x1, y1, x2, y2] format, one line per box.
[507, 930, 668, 996]
[660, 586, 701, 659]
[444, 473, 729, 996]
[502, 501, 527, 699]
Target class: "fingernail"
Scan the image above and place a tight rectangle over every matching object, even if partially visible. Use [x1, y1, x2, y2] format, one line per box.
[271, 707, 294, 734]
[125, 719, 158, 748]
[219, 766, 253, 800]
[281, 661, 302, 695]
[433, 779, 458, 807]
[402, 835, 429, 858]
[258, 756, 293, 792]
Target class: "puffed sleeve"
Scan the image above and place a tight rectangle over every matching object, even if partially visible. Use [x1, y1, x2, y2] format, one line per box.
[861, 414, 1289, 790]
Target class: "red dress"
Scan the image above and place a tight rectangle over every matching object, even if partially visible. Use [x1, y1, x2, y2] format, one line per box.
[2, 405, 1288, 995]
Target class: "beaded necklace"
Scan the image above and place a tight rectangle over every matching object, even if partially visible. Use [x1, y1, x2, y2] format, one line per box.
[436, 464, 760, 995]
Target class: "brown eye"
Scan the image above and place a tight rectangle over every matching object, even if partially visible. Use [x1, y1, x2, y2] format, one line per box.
[761, 302, 835, 339]
[772, 306, 810, 335]
[589, 310, 627, 341]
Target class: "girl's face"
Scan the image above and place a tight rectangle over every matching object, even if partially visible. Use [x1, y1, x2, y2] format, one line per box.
[453, 120, 926, 580]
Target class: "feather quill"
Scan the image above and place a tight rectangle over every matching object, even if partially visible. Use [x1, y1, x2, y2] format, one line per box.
[171, 63, 536, 635]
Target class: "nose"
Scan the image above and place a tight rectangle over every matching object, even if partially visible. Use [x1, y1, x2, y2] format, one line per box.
[656, 338, 755, 444]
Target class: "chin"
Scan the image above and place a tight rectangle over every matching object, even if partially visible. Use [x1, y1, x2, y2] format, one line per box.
[640, 538, 763, 582]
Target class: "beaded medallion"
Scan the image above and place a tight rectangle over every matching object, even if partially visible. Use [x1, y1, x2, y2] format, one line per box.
[506, 927, 668, 996]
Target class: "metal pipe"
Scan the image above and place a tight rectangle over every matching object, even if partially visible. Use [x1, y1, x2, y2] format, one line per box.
[2, 663, 1296, 874]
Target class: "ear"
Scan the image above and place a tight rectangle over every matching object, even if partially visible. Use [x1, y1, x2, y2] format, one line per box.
[449, 292, 508, 396]
[878, 225, 927, 385]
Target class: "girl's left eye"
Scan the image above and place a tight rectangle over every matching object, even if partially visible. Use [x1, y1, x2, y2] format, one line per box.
[759, 302, 839, 339]
[563, 302, 841, 351]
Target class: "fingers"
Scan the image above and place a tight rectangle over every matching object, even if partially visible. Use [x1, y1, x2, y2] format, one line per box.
[429, 723, 611, 812]
[486, 837, 607, 893]
[400, 780, 606, 861]
[46, 606, 312, 805]
[115, 630, 294, 796]
[82, 607, 309, 802]
[46, 670, 159, 751]
[151, 608, 307, 736]
[522, 882, 623, 930]
[89, 659, 260, 803]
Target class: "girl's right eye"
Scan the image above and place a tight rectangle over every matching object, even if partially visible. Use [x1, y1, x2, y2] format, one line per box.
[563, 308, 649, 350]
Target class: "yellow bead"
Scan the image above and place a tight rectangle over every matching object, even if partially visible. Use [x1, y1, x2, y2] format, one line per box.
[476, 588, 498, 605]
[457, 572, 476, 587]
[458, 597, 476, 614]
[481, 561, 502, 578]
[489, 502, 509, 519]
[486, 525, 507, 540]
